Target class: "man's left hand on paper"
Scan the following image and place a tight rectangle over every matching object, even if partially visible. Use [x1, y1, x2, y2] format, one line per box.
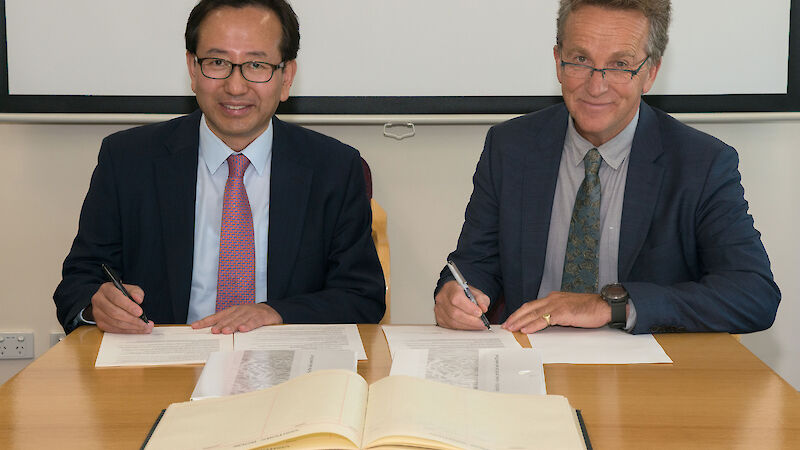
[502, 292, 611, 334]
[191, 303, 283, 334]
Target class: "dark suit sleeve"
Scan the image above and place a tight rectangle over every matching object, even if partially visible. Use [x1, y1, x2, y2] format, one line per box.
[434, 128, 504, 302]
[624, 145, 780, 334]
[53, 137, 122, 333]
[267, 154, 386, 324]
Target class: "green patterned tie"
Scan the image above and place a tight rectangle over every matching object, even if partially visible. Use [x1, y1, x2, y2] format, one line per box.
[561, 148, 602, 293]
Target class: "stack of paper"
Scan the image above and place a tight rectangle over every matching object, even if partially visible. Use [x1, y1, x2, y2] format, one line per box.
[528, 327, 672, 364]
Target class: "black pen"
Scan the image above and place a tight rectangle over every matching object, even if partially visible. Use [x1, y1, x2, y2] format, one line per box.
[446, 260, 491, 330]
[101, 264, 149, 324]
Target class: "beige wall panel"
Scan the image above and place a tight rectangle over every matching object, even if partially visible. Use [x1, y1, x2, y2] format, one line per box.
[0, 118, 797, 391]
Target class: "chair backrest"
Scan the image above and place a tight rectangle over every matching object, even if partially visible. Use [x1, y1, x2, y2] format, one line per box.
[361, 158, 390, 324]
[360, 158, 373, 199]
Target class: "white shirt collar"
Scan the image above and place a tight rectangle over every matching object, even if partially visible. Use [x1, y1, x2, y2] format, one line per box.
[198, 115, 273, 176]
[565, 108, 640, 171]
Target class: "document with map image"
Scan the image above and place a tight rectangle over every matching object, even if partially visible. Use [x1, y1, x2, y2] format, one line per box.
[190, 349, 357, 400]
[389, 348, 546, 395]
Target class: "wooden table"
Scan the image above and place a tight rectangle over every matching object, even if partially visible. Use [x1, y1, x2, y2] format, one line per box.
[0, 325, 797, 449]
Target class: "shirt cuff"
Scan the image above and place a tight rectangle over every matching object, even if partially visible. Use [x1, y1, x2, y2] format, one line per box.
[79, 307, 97, 325]
[624, 299, 637, 332]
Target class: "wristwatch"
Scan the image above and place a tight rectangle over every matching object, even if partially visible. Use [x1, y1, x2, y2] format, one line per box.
[601, 283, 628, 329]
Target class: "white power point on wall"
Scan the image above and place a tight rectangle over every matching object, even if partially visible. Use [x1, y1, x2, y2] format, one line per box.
[50, 332, 66, 347]
[0, 332, 35, 359]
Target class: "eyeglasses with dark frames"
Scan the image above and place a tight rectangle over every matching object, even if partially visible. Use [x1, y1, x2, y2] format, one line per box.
[195, 56, 285, 83]
[559, 55, 650, 84]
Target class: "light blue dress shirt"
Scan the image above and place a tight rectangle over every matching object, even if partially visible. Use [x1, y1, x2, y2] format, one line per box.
[537, 110, 640, 330]
[186, 116, 273, 324]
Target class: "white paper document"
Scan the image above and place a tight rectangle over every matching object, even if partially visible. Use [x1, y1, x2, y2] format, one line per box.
[390, 348, 546, 395]
[381, 325, 522, 358]
[528, 327, 672, 364]
[95, 324, 367, 367]
[95, 327, 233, 367]
[191, 349, 357, 400]
[233, 324, 367, 360]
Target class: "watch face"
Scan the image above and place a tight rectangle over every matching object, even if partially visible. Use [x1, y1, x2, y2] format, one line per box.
[603, 284, 628, 301]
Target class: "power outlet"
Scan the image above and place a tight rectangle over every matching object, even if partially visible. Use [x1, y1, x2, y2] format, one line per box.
[50, 332, 66, 347]
[0, 332, 35, 359]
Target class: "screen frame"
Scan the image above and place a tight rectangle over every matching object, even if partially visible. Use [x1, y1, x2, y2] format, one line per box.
[2, 0, 798, 115]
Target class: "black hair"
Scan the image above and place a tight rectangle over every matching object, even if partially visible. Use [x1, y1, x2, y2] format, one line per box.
[185, 0, 300, 61]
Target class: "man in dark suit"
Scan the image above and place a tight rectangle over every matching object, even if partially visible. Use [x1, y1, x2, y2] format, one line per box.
[54, 0, 385, 334]
[434, 0, 780, 334]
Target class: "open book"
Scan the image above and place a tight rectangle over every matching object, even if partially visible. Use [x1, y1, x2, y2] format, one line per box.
[144, 370, 587, 450]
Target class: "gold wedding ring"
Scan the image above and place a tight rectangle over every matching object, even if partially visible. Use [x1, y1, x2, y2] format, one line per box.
[542, 313, 551, 326]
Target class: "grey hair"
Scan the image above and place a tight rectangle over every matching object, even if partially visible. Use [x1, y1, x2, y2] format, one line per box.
[555, 0, 671, 65]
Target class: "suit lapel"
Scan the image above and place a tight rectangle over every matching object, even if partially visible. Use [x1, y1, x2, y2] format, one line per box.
[154, 111, 201, 322]
[619, 102, 665, 280]
[267, 119, 313, 300]
[521, 106, 569, 299]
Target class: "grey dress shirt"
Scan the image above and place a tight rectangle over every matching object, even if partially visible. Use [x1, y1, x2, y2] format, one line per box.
[537, 110, 640, 329]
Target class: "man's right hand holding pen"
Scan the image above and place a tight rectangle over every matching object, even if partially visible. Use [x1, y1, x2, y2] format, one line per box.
[435, 260, 492, 330]
[87, 268, 154, 334]
[434, 282, 492, 330]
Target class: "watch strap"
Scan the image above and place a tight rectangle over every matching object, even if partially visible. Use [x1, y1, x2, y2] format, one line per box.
[602, 283, 628, 329]
[609, 299, 626, 329]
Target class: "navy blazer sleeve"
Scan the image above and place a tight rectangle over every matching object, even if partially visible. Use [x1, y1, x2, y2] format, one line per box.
[434, 107, 568, 315]
[54, 136, 124, 332]
[624, 143, 780, 334]
[435, 127, 505, 302]
[53, 115, 199, 333]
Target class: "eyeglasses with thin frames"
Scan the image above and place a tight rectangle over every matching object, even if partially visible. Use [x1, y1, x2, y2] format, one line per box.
[559, 54, 650, 84]
[195, 56, 285, 83]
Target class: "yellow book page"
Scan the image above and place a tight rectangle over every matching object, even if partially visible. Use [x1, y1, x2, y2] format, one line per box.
[362, 375, 586, 450]
[145, 370, 367, 450]
[254, 433, 359, 449]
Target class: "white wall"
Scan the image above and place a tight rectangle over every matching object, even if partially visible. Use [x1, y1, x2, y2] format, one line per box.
[0, 116, 798, 390]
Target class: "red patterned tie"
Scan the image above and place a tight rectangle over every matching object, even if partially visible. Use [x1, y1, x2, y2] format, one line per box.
[216, 153, 255, 312]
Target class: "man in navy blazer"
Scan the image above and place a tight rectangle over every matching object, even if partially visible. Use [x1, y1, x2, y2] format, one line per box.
[434, 0, 779, 334]
[54, 0, 384, 334]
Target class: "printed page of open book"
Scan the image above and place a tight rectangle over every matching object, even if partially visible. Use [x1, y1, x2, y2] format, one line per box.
[362, 375, 586, 450]
[145, 370, 368, 450]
